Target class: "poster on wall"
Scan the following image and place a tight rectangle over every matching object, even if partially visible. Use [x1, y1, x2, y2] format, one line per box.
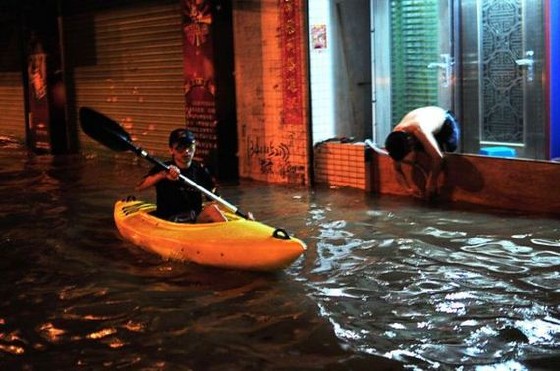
[24, 5, 68, 155]
[279, 0, 304, 125]
[27, 50, 51, 153]
[311, 24, 327, 50]
[182, 0, 217, 163]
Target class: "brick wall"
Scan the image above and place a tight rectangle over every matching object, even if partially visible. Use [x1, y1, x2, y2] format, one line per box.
[314, 142, 368, 190]
[233, 0, 310, 186]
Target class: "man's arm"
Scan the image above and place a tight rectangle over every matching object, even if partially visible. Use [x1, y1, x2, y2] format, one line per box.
[135, 166, 180, 191]
[411, 128, 444, 197]
[393, 161, 423, 198]
[136, 172, 164, 191]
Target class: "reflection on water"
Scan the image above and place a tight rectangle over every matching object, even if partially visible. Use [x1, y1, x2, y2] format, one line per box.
[1, 142, 559, 370]
[294, 197, 560, 370]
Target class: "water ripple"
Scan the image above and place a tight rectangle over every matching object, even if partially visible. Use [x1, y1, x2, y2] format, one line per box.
[532, 238, 560, 247]
[2, 150, 560, 369]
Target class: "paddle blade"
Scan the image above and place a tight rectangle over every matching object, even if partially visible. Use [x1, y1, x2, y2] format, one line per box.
[79, 107, 133, 152]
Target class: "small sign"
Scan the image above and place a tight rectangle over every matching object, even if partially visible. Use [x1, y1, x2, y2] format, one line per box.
[311, 24, 327, 50]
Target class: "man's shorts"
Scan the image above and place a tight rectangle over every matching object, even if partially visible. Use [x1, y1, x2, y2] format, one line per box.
[435, 111, 460, 152]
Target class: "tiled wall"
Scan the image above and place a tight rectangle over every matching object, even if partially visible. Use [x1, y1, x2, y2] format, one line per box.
[233, 0, 310, 186]
[314, 142, 367, 190]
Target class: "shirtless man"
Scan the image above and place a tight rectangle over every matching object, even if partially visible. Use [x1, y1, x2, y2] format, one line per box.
[384, 106, 460, 199]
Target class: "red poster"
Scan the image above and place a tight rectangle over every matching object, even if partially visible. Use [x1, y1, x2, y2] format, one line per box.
[279, 0, 304, 125]
[27, 51, 51, 152]
[182, 0, 217, 161]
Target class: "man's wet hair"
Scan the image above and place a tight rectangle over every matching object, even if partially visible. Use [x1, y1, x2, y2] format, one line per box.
[385, 131, 412, 161]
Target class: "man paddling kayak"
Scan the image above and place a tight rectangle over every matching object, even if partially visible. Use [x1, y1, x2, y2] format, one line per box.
[136, 128, 228, 223]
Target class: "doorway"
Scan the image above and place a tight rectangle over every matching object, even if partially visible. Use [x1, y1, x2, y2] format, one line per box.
[462, 0, 545, 158]
[373, 0, 547, 159]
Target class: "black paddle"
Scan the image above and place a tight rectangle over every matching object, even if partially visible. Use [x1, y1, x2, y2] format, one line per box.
[79, 106, 250, 219]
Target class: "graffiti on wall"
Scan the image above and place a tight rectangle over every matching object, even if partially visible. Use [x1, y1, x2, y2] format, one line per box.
[248, 133, 305, 184]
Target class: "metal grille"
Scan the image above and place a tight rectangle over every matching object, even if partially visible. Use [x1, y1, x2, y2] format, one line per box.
[0, 10, 25, 141]
[481, 0, 523, 143]
[390, 0, 439, 125]
[0, 73, 25, 140]
[63, 0, 184, 159]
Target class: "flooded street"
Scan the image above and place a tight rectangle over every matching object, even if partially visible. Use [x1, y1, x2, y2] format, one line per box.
[1, 141, 559, 370]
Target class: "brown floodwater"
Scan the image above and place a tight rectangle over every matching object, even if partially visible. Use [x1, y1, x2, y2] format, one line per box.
[1, 138, 559, 370]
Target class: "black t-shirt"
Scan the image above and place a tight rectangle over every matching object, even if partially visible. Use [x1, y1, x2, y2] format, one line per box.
[147, 160, 215, 219]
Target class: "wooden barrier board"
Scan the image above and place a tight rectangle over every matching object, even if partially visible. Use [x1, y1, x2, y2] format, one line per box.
[367, 151, 560, 216]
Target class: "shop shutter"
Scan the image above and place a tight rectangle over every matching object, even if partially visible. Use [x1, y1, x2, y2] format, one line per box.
[390, 0, 439, 124]
[0, 72, 25, 141]
[0, 11, 25, 141]
[63, 0, 184, 160]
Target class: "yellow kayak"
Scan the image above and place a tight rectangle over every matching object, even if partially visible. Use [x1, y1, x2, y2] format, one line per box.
[114, 199, 306, 271]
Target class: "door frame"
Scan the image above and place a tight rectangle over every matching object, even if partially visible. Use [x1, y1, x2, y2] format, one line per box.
[372, 0, 459, 147]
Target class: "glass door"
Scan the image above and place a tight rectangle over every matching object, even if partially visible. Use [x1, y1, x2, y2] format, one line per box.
[461, 0, 546, 159]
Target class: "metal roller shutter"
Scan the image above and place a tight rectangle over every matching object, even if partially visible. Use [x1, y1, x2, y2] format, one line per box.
[0, 72, 25, 141]
[63, 0, 184, 160]
[0, 10, 25, 142]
